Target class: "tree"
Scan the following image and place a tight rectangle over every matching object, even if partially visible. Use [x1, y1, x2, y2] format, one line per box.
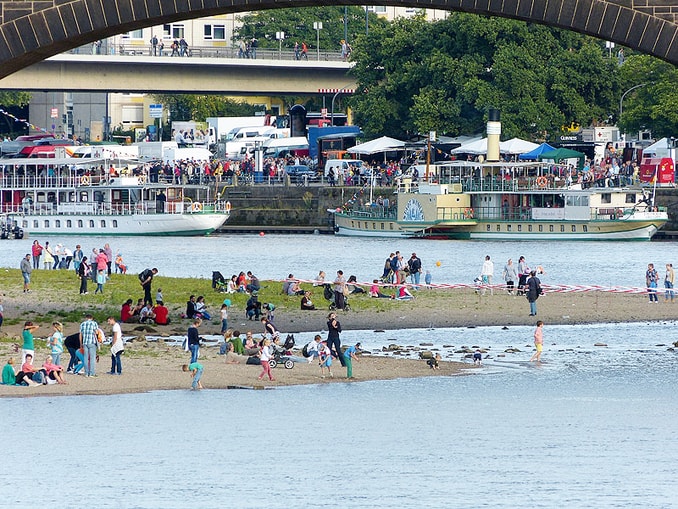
[234, 6, 386, 51]
[152, 94, 261, 121]
[0, 91, 32, 138]
[349, 13, 623, 141]
[617, 55, 678, 138]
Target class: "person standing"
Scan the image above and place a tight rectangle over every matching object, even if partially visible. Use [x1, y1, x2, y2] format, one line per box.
[480, 255, 494, 295]
[344, 342, 361, 379]
[517, 256, 529, 296]
[48, 322, 64, 366]
[21, 321, 39, 364]
[73, 244, 84, 274]
[79, 314, 99, 377]
[257, 338, 275, 381]
[78, 256, 90, 294]
[646, 263, 659, 303]
[526, 270, 542, 316]
[31, 240, 43, 269]
[333, 270, 347, 311]
[103, 243, 113, 276]
[20, 254, 32, 293]
[43, 242, 54, 270]
[139, 267, 158, 305]
[407, 253, 422, 289]
[502, 258, 518, 294]
[529, 321, 544, 362]
[150, 34, 158, 56]
[187, 318, 202, 364]
[326, 312, 346, 367]
[664, 263, 674, 302]
[107, 316, 123, 375]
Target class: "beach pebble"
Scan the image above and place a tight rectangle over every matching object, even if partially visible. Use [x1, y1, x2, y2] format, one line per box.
[594, 343, 608, 347]
[420, 342, 433, 346]
[419, 351, 433, 359]
[504, 348, 521, 353]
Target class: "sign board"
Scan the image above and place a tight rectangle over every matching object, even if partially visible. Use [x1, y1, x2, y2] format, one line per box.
[50, 107, 58, 118]
[149, 104, 163, 118]
[321, 108, 328, 118]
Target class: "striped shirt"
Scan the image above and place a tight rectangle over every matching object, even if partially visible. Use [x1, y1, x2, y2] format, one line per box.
[80, 319, 99, 345]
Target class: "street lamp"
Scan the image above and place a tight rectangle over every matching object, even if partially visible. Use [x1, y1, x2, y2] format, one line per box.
[619, 82, 648, 141]
[276, 31, 285, 59]
[313, 22, 322, 61]
[330, 84, 353, 125]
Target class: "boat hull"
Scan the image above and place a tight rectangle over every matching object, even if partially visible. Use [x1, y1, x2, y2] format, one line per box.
[17, 212, 228, 236]
[334, 214, 664, 241]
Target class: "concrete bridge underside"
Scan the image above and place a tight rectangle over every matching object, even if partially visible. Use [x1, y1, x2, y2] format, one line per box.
[0, 1, 675, 82]
[0, 54, 356, 93]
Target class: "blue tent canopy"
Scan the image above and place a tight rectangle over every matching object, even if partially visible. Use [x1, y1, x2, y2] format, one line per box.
[518, 142, 556, 160]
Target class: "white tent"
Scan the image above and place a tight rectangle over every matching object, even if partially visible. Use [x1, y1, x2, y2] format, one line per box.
[642, 138, 671, 158]
[347, 136, 407, 155]
[499, 137, 540, 155]
[450, 137, 488, 155]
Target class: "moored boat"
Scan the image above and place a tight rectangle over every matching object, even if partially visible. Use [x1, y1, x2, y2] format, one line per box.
[334, 161, 668, 241]
[0, 157, 230, 236]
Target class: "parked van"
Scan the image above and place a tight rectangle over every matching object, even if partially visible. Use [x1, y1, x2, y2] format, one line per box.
[324, 158, 367, 178]
[225, 126, 276, 142]
[263, 136, 310, 159]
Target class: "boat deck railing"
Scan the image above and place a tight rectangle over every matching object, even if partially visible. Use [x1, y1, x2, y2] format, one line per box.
[0, 200, 230, 216]
[435, 205, 667, 222]
[340, 207, 397, 220]
[0, 173, 214, 188]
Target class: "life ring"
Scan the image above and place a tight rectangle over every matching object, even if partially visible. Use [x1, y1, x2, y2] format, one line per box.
[80, 175, 90, 186]
[192, 202, 203, 212]
[225, 201, 231, 213]
[536, 176, 548, 188]
[463, 208, 474, 219]
[137, 174, 147, 184]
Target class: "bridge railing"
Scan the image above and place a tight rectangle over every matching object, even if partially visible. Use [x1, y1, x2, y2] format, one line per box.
[70, 44, 347, 62]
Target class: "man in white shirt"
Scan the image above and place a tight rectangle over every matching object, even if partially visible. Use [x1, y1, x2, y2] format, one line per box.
[480, 255, 494, 295]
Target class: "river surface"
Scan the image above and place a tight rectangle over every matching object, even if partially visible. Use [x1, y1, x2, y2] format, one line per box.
[2, 234, 677, 287]
[1, 322, 677, 508]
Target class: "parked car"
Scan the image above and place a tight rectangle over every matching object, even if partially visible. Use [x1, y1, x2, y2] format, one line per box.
[285, 164, 319, 184]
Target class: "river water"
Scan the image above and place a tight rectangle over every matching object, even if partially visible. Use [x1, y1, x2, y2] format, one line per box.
[2, 234, 678, 287]
[1, 322, 677, 508]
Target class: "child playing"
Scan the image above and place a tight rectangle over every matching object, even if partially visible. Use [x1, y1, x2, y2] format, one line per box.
[95, 270, 106, 294]
[529, 320, 544, 362]
[22, 321, 39, 364]
[48, 321, 64, 366]
[473, 350, 483, 366]
[319, 340, 333, 378]
[156, 288, 164, 305]
[425, 270, 432, 289]
[257, 338, 275, 381]
[182, 362, 204, 390]
[219, 302, 229, 334]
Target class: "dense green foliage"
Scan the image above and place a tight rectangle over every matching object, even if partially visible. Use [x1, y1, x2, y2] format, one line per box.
[0, 91, 32, 138]
[234, 6, 387, 50]
[152, 94, 260, 121]
[349, 13, 676, 140]
[350, 13, 627, 140]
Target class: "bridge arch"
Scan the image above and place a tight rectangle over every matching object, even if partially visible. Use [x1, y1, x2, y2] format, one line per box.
[0, 0, 675, 78]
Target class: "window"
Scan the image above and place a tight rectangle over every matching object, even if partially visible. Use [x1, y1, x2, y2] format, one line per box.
[626, 193, 636, 204]
[601, 193, 612, 204]
[549, 225, 554, 232]
[89, 220, 95, 228]
[121, 106, 143, 125]
[113, 220, 118, 228]
[22, 220, 27, 228]
[572, 225, 577, 232]
[101, 220, 106, 228]
[507, 224, 512, 232]
[78, 220, 83, 228]
[517, 225, 522, 232]
[122, 29, 144, 40]
[164, 24, 184, 39]
[33, 220, 38, 228]
[204, 24, 226, 40]
[528, 225, 532, 232]
[560, 225, 565, 232]
[44, 220, 49, 228]
[487, 224, 491, 231]
[538, 225, 543, 232]
[55, 220, 61, 227]
[496, 224, 501, 232]
[67, 220, 72, 227]
[583, 225, 588, 232]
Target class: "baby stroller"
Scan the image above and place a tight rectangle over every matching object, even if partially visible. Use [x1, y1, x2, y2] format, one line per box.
[323, 283, 351, 311]
[212, 271, 227, 292]
[269, 334, 295, 369]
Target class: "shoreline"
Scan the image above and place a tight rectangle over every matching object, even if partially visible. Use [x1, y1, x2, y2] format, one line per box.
[1, 270, 676, 397]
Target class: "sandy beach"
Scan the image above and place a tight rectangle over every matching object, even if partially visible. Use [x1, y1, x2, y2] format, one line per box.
[1, 269, 676, 397]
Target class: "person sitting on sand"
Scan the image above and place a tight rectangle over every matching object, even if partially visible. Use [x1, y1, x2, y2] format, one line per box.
[243, 331, 261, 356]
[370, 279, 391, 298]
[42, 355, 66, 384]
[16, 353, 44, 386]
[2, 357, 16, 385]
[186, 295, 197, 319]
[153, 302, 170, 325]
[139, 302, 156, 324]
[131, 299, 144, 319]
[395, 284, 414, 301]
[230, 330, 245, 355]
[224, 342, 260, 365]
[195, 296, 211, 320]
[120, 299, 137, 324]
[300, 291, 316, 310]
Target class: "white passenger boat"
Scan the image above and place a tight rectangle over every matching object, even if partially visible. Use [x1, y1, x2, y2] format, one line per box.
[333, 161, 668, 240]
[0, 157, 230, 236]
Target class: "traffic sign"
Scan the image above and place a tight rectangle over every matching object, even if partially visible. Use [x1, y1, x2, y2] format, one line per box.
[149, 104, 163, 118]
[50, 107, 58, 118]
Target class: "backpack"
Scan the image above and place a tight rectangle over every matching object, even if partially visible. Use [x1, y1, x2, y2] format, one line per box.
[139, 269, 151, 283]
[32, 371, 45, 384]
